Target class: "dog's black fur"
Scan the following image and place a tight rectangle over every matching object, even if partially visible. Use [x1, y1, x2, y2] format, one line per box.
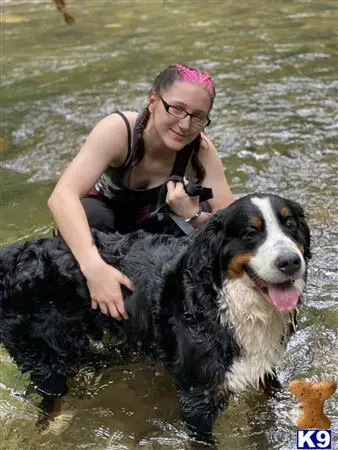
[0, 194, 311, 444]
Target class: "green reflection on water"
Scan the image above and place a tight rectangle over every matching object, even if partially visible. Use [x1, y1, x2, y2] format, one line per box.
[1, 170, 53, 244]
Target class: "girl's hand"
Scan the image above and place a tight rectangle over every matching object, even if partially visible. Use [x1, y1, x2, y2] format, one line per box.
[83, 258, 133, 320]
[166, 180, 200, 219]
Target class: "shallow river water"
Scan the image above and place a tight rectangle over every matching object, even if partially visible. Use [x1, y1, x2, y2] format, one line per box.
[1, 1, 337, 449]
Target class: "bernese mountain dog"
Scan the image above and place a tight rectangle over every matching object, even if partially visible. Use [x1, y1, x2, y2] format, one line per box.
[0, 193, 311, 444]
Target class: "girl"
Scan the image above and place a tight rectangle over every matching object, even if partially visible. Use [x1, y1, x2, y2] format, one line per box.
[48, 64, 234, 320]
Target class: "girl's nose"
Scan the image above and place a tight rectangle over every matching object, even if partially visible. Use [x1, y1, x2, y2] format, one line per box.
[178, 115, 192, 130]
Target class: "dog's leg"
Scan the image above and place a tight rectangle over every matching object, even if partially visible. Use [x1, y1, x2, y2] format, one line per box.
[178, 387, 227, 446]
[3, 338, 73, 397]
[31, 371, 69, 398]
[36, 396, 63, 432]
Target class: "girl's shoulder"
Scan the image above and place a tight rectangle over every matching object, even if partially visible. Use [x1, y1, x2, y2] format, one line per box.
[110, 111, 139, 128]
[87, 111, 140, 168]
[99, 111, 139, 135]
[121, 111, 139, 122]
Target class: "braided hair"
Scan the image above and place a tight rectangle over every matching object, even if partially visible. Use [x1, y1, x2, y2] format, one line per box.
[132, 64, 216, 184]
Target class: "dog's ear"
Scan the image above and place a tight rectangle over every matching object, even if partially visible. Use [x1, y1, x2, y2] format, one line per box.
[300, 213, 312, 261]
[185, 208, 234, 288]
[290, 200, 312, 261]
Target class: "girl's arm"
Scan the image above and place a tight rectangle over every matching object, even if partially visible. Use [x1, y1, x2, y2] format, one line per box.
[48, 112, 137, 318]
[198, 133, 234, 211]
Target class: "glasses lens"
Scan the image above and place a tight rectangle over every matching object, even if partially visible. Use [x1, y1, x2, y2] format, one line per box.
[191, 117, 207, 127]
[168, 106, 186, 119]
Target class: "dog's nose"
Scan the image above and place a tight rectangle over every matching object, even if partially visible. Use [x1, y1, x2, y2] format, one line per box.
[275, 251, 301, 276]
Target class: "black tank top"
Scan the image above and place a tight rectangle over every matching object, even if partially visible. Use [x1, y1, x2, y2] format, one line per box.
[87, 111, 194, 233]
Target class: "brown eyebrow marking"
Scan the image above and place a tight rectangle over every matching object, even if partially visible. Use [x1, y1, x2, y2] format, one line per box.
[250, 216, 262, 229]
[280, 207, 290, 219]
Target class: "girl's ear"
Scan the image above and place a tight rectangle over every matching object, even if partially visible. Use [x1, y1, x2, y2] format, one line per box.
[147, 90, 157, 113]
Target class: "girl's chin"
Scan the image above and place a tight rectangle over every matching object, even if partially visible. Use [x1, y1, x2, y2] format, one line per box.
[168, 142, 186, 152]
[164, 132, 189, 150]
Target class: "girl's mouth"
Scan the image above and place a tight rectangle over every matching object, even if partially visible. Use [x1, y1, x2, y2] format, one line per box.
[170, 129, 186, 140]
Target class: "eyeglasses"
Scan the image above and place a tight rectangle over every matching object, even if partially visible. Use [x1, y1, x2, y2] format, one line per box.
[159, 96, 211, 127]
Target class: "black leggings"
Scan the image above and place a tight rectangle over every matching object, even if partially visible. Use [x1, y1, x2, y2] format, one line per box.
[81, 197, 117, 233]
[81, 196, 212, 235]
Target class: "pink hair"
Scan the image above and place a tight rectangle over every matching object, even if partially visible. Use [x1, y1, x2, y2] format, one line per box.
[174, 64, 215, 98]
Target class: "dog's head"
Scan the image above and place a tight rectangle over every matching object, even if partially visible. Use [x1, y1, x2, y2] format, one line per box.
[189, 194, 311, 312]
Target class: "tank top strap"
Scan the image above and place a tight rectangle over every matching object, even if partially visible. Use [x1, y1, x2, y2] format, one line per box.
[114, 111, 133, 168]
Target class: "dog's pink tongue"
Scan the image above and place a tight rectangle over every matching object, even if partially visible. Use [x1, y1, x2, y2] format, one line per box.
[268, 285, 300, 311]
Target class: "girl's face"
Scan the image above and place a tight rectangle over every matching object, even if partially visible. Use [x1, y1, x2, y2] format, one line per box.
[147, 81, 212, 151]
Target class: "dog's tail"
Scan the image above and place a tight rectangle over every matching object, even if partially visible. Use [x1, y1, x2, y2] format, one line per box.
[0, 243, 27, 346]
[0, 243, 24, 307]
[0, 241, 28, 275]
[0, 242, 22, 277]
[0, 239, 51, 309]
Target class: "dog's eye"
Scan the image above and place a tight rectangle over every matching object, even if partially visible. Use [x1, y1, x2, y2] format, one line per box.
[285, 217, 297, 232]
[241, 228, 258, 239]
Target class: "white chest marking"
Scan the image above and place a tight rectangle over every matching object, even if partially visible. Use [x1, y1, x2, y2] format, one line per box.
[219, 276, 293, 393]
